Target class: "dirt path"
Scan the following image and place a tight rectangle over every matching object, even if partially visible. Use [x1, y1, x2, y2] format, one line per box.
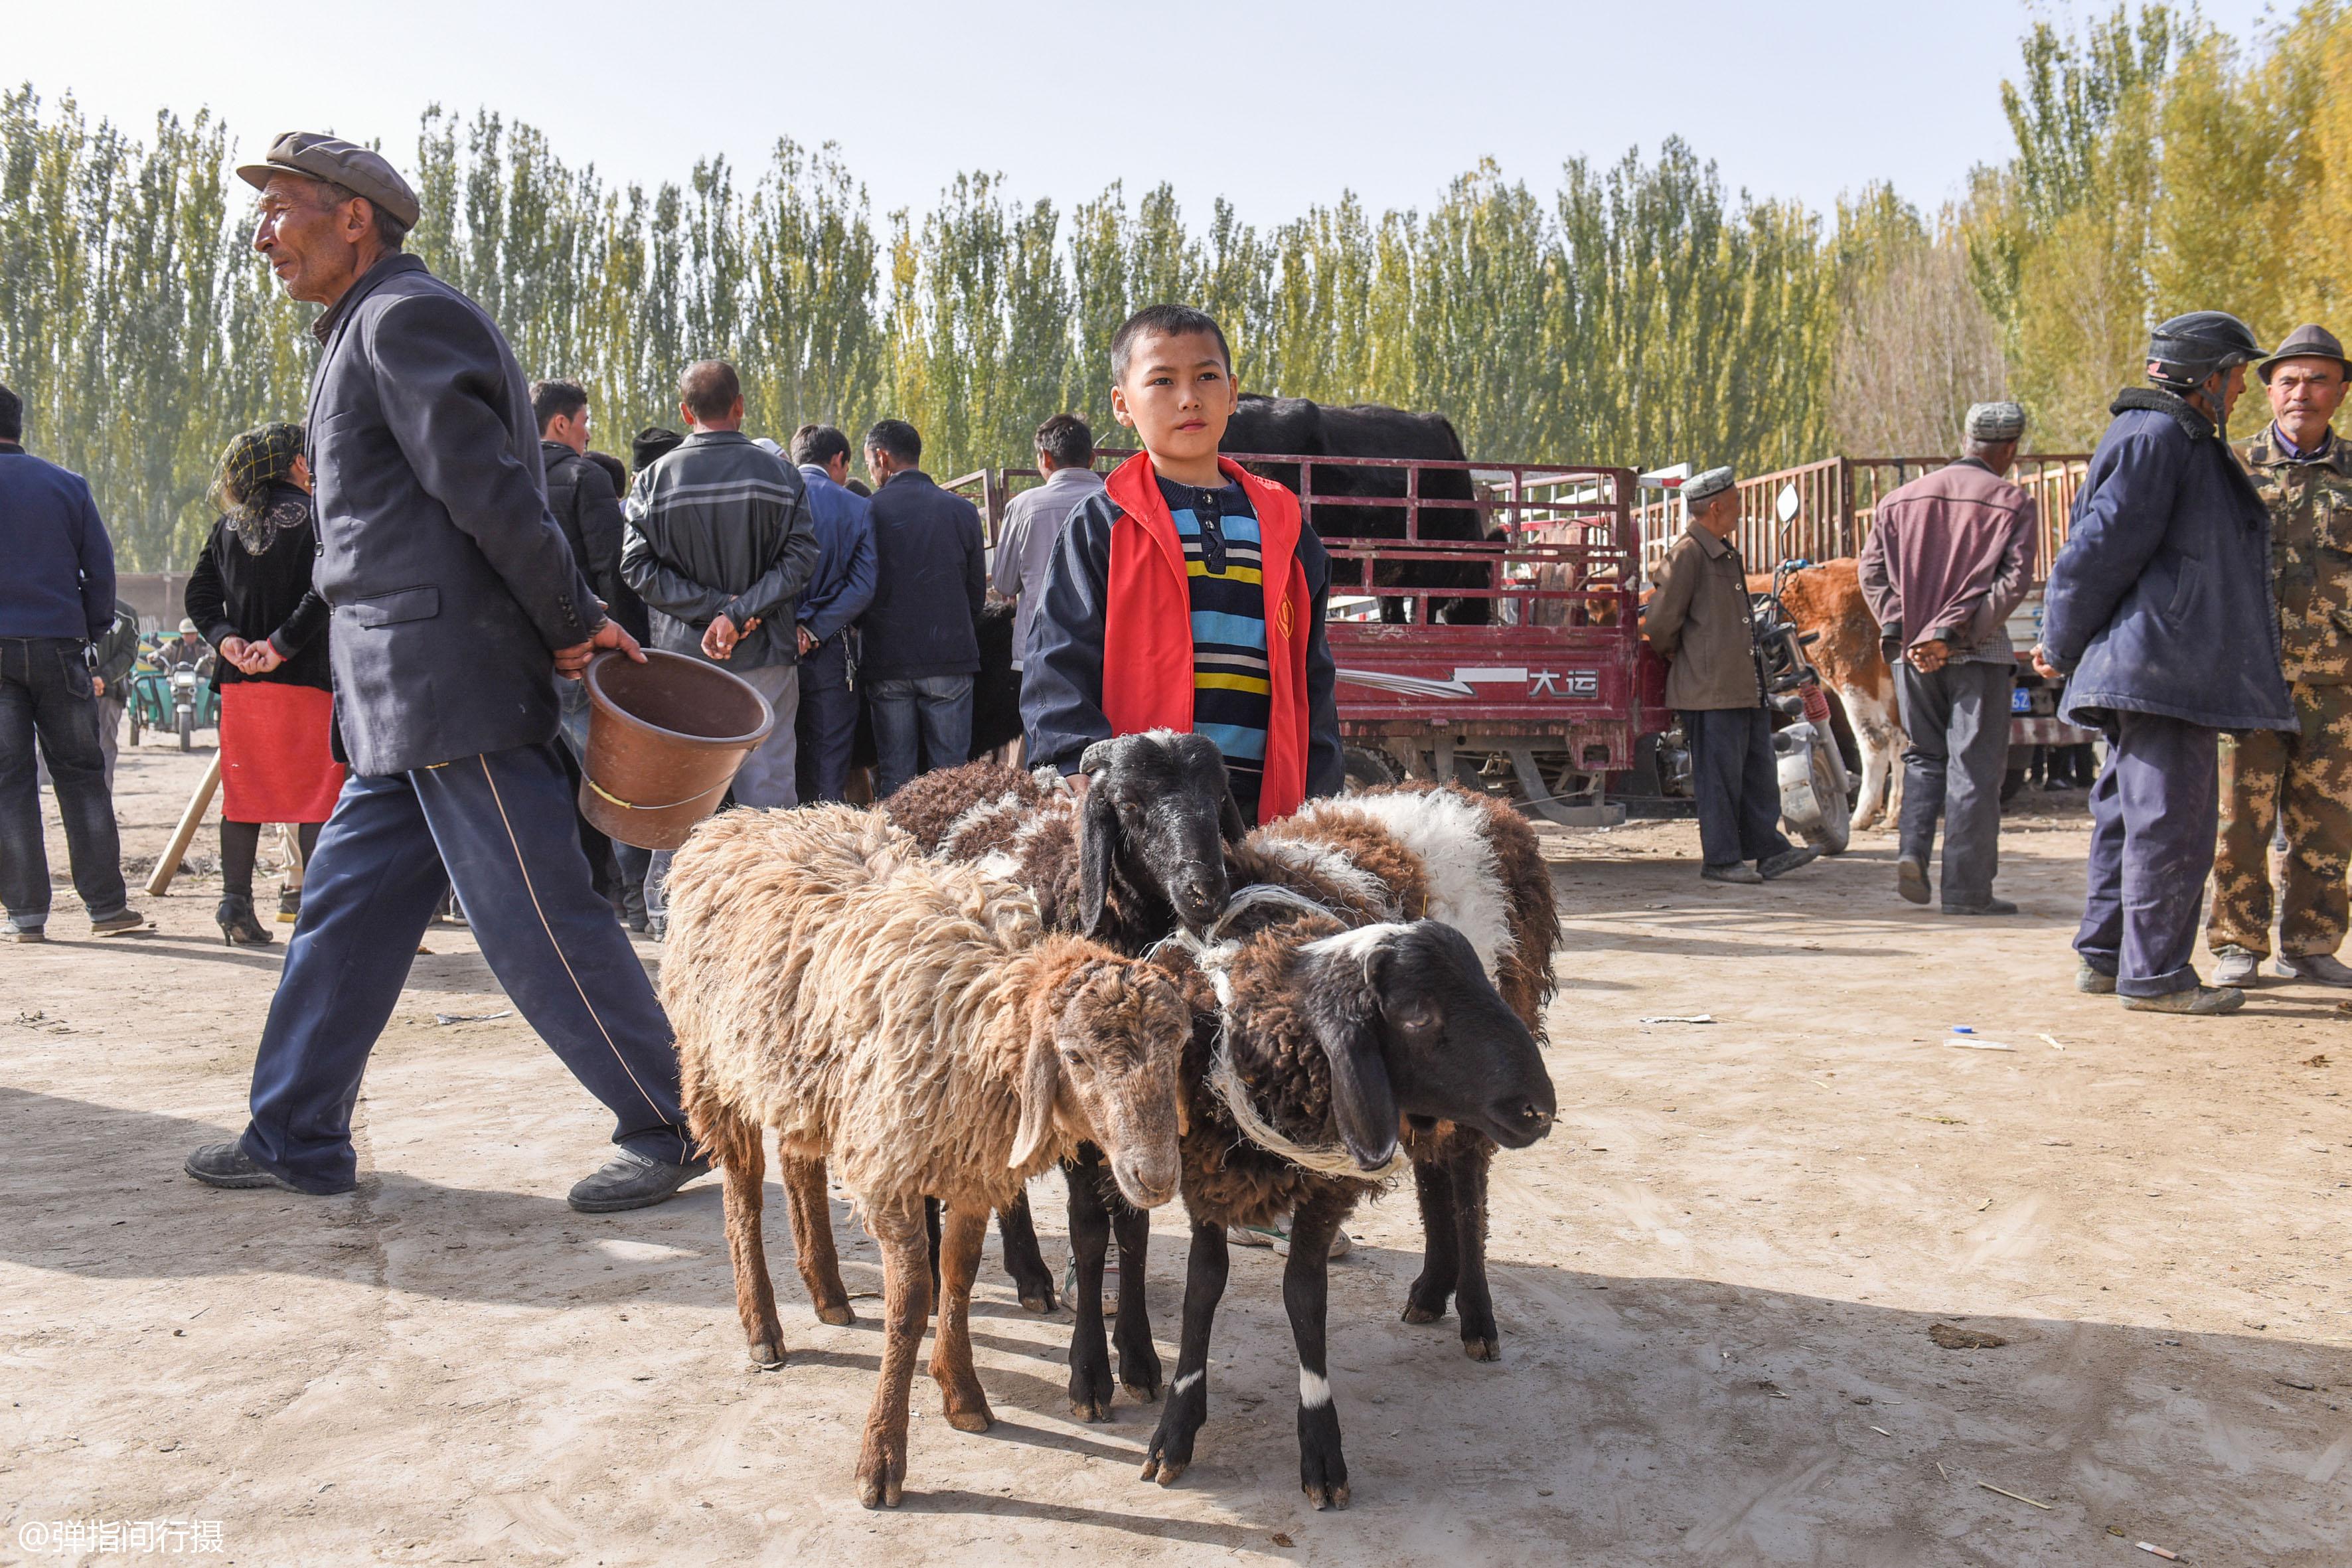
[3, 744, 2347, 1565]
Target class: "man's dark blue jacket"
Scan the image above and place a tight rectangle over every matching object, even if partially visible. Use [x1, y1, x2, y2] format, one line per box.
[858, 469, 983, 680]
[2043, 386, 2294, 734]
[791, 464, 877, 645]
[305, 254, 601, 776]
[0, 444, 116, 642]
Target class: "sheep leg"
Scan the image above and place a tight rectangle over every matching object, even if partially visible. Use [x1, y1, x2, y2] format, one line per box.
[995, 1187, 1058, 1313]
[1110, 1194, 1160, 1401]
[926, 1202, 995, 1433]
[1445, 1137, 1502, 1362]
[1140, 1217, 1229, 1486]
[711, 1109, 785, 1368]
[1401, 1150, 1461, 1325]
[1063, 1153, 1117, 1421]
[781, 1154, 854, 1326]
[855, 1198, 930, 1509]
[1283, 1193, 1352, 1510]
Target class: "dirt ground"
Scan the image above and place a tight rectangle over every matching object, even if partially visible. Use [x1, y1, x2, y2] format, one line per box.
[3, 739, 2347, 1567]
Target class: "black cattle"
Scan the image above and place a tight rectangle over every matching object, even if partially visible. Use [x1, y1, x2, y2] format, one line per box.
[1221, 395, 1491, 625]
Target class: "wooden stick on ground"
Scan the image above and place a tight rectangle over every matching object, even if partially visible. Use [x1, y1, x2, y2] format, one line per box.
[146, 753, 222, 897]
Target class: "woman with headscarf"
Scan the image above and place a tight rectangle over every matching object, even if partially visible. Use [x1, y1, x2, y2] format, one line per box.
[185, 423, 343, 945]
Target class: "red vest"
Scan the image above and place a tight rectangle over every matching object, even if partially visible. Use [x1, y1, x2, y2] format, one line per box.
[1100, 453, 1313, 821]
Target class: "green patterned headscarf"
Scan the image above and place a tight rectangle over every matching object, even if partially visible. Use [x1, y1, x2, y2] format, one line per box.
[212, 423, 306, 553]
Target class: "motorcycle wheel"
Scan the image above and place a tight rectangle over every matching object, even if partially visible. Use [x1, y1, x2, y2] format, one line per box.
[178, 710, 194, 751]
[1802, 727, 1852, 854]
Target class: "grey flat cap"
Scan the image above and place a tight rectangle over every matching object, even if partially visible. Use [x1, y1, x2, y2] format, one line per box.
[2257, 323, 2349, 382]
[1965, 401, 2027, 441]
[1682, 466, 1736, 507]
[236, 131, 420, 230]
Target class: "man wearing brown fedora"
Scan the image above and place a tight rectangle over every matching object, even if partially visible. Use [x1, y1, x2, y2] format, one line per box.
[183, 132, 708, 1212]
[2210, 323, 2352, 987]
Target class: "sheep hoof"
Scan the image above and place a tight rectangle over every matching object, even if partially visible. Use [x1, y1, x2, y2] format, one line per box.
[1148, 1458, 1187, 1487]
[1401, 1303, 1446, 1326]
[1462, 1337, 1501, 1363]
[813, 1303, 856, 1327]
[1018, 1290, 1057, 1315]
[749, 1340, 786, 1370]
[1070, 1397, 1112, 1423]
[856, 1464, 904, 1510]
[1304, 1482, 1350, 1510]
[1122, 1379, 1162, 1404]
[945, 1407, 993, 1434]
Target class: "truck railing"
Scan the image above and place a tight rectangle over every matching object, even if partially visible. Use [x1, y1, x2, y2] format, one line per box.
[1632, 453, 2093, 580]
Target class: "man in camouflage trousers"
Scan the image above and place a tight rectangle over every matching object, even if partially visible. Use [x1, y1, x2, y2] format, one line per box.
[2211, 323, 2352, 986]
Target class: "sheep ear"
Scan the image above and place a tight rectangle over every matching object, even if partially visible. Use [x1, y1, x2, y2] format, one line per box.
[1010, 1032, 1061, 1170]
[1077, 785, 1119, 939]
[1308, 952, 1401, 1171]
[1218, 787, 1249, 844]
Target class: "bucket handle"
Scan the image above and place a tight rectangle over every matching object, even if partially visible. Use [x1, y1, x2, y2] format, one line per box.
[584, 775, 734, 815]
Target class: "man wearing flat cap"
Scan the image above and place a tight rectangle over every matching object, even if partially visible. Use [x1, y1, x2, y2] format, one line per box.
[1857, 402, 2039, 915]
[2034, 310, 2296, 1014]
[1643, 467, 1820, 884]
[185, 132, 706, 1212]
[2208, 324, 2352, 988]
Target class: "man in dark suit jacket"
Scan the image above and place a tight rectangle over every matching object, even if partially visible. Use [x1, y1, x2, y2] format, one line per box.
[858, 419, 984, 798]
[184, 132, 703, 1213]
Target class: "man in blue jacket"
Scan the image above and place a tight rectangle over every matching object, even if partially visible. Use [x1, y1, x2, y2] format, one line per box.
[0, 382, 149, 941]
[786, 424, 877, 802]
[2035, 311, 2297, 1014]
[185, 133, 703, 1211]
[859, 419, 984, 798]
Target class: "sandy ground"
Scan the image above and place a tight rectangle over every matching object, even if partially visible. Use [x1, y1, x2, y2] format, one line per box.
[2, 739, 2348, 1567]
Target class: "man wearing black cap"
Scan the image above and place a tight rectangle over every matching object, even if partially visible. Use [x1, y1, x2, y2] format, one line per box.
[2034, 311, 2296, 1014]
[1643, 467, 1819, 885]
[1858, 401, 2039, 915]
[2209, 324, 2352, 988]
[185, 132, 706, 1210]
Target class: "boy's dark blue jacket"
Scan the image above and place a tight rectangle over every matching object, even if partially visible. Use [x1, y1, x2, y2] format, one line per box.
[791, 464, 878, 645]
[1022, 484, 1345, 799]
[858, 469, 984, 680]
[0, 443, 116, 641]
[2043, 386, 2294, 733]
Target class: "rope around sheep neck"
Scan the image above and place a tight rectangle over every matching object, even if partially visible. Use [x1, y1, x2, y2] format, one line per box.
[1158, 886, 1411, 1182]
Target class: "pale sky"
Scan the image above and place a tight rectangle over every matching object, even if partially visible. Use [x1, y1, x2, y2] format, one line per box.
[12, 0, 2284, 230]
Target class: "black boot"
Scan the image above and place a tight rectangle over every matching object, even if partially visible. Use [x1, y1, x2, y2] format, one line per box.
[216, 894, 274, 947]
[277, 886, 301, 923]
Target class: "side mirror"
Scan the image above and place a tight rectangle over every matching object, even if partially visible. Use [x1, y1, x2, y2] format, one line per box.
[1775, 485, 1802, 527]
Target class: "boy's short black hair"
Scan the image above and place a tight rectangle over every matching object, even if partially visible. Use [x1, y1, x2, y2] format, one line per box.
[0, 382, 21, 441]
[1034, 414, 1093, 469]
[790, 422, 851, 469]
[585, 450, 627, 495]
[530, 378, 589, 433]
[632, 426, 684, 471]
[863, 418, 922, 465]
[1110, 305, 1232, 384]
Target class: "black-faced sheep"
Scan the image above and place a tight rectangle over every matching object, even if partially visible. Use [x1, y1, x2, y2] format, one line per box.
[883, 730, 1244, 1418]
[1258, 781, 1563, 1360]
[662, 804, 1192, 1509]
[1139, 888, 1557, 1508]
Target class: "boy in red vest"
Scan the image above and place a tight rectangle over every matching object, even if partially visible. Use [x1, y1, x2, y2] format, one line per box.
[1022, 304, 1342, 825]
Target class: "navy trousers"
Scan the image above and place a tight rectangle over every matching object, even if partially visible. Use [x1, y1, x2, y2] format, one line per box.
[1682, 706, 1795, 868]
[0, 635, 129, 929]
[795, 635, 858, 803]
[239, 740, 690, 1193]
[2075, 710, 2217, 998]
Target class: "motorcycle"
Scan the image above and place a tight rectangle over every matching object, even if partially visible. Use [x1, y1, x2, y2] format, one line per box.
[1752, 554, 1853, 855]
[171, 666, 202, 751]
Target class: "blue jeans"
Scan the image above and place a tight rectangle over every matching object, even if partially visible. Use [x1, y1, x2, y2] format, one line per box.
[238, 742, 690, 1192]
[0, 636, 128, 929]
[868, 673, 973, 801]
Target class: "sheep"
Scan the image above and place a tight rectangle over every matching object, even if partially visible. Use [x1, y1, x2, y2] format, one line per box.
[1137, 886, 1558, 1508]
[1265, 781, 1563, 1360]
[662, 803, 1192, 1509]
[881, 730, 1245, 1419]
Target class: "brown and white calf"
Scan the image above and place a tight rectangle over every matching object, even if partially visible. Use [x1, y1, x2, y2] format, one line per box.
[1747, 558, 1906, 831]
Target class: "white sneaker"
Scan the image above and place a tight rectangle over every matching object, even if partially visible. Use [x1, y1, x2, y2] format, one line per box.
[2211, 945, 2262, 986]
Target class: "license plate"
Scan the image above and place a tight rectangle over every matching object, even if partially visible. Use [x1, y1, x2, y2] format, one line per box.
[2011, 687, 2033, 714]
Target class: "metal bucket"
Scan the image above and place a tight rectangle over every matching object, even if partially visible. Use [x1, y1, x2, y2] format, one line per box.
[579, 649, 775, 850]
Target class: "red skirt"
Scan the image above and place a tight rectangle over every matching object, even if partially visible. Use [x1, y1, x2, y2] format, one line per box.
[218, 682, 346, 823]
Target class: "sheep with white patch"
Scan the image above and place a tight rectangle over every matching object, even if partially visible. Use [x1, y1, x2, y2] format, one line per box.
[1138, 886, 1557, 1508]
[663, 803, 1191, 1509]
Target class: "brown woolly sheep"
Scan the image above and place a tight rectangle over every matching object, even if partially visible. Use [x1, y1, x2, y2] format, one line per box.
[663, 804, 1191, 1509]
[1138, 888, 1557, 1508]
[1272, 782, 1563, 1360]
